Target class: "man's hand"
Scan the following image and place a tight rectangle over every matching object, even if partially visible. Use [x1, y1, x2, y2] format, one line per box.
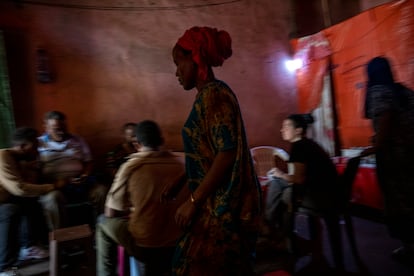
[267, 167, 284, 178]
[54, 178, 68, 189]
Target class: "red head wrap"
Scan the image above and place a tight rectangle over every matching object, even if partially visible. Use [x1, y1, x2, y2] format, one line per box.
[176, 26, 232, 81]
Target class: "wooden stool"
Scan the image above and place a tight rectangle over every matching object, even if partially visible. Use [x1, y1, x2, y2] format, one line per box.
[49, 224, 94, 276]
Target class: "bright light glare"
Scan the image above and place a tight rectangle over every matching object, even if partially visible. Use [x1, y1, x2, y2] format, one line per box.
[285, 58, 303, 72]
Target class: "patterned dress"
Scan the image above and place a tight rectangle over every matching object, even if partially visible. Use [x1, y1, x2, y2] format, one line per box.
[172, 80, 262, 275]
[365, 84, 414, 242]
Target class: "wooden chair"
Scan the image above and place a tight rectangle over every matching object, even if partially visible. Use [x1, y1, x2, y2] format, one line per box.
[290, 156, 362, 269]
[49, 224, 94, 276]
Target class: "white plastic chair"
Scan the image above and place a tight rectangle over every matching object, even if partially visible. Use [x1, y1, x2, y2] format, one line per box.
[250, 146, 289, 178]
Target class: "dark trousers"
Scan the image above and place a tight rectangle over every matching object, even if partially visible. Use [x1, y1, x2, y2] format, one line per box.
[96, 215, 175, 276]
[0, 198, 48, 271]
[264, 178, 292, 238]
[0, 203, 20, 271]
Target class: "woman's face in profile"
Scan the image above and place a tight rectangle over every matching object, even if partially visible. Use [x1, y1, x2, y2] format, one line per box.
[281, 119, 300, 142]
[173, 46, 197, 91]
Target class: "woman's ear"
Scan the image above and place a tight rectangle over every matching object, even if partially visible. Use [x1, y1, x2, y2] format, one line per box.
[295, 127, 304, 137]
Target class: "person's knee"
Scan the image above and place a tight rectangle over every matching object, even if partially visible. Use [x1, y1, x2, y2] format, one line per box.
[95, 215, 116, 237]
[267, 178, 289, 196]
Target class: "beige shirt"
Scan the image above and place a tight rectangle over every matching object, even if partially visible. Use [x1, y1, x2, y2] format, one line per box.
[0, 149, 54, 203]
[105, 150, 188, 248]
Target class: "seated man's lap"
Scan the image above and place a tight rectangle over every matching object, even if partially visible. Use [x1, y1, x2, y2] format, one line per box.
[40, 180, 108, 229]
[97, 216, 175, 271]
[97, 216, 131, 246]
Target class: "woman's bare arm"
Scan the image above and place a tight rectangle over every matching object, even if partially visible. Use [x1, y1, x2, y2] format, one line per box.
[175, 149, 236, 228]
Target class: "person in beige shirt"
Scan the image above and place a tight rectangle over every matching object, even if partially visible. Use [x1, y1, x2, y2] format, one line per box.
[0, 127, 63, 272]
[96, 120, 189, 276]
[37, 110, 108, 230]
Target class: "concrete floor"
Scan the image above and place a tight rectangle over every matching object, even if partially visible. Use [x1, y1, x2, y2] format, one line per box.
[15, 214, 414, 276]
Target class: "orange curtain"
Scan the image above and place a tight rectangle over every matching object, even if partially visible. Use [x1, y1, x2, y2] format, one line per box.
[293, 0, 414, 148]
[293, 32, 331, 112]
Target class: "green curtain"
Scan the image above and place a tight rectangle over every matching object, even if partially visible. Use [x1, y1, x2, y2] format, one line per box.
[0, 31, 15, 148]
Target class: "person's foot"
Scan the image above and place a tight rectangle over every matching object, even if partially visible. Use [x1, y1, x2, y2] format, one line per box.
[18, 246, 49, 261]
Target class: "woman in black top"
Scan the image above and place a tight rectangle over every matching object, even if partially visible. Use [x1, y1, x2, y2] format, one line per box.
[270, 114, 338, 210]
[268, 113, 342, 269]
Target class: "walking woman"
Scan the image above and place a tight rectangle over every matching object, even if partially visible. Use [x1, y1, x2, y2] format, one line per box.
[167, 26, 262, 275]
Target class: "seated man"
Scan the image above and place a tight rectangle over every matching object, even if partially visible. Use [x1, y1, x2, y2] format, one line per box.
[96, 120, 188, 276]
[0, 127, 61, 272]
[105, 122, 137, 181]
[37, 110, 107, 230]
